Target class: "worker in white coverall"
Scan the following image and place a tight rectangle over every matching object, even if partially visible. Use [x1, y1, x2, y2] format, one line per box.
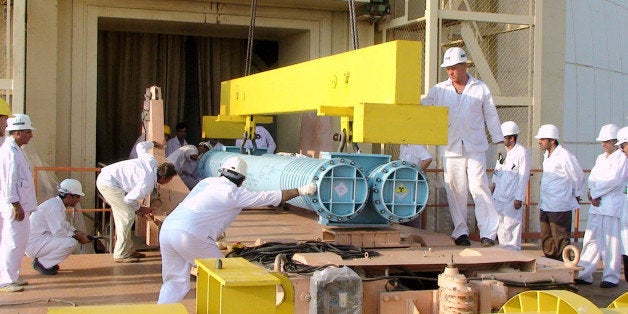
[399, 144, 432, 172]
[26, 179, 91, 275]
[165, 122, 188, 156]
[535, 124, 585, 261]
[0, 98, 11, 146]
[235, 125, 277, 154]
[490, 121, 530, 251]
[0, 114, 37, 293]
[167, 144, 199, 190]
[157, 156, 317, 304]
[615, 127, 628, 283]
[421, 47, 504, 247]
[97, 141, 177, 263]
[575, 124, 628, 288]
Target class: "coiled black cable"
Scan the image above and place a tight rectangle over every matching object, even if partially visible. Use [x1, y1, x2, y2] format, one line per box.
[225, 241, 380, 273]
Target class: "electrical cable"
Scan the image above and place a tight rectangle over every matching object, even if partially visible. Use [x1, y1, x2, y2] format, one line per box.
[0, 298, 78, 307]
[226, 241, 380, 274]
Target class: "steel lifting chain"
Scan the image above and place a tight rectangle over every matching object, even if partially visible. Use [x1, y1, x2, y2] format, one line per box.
[348, 0, 359, 50]
[245, 0, 257, 76]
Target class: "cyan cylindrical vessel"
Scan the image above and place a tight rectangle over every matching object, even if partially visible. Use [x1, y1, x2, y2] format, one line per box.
[368, 160, 428, 223]
[197, 151, 369, 223]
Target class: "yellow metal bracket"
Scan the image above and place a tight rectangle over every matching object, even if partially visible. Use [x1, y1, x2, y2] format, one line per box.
[209, 40, 448, 145]
[202, 115, 273, 140]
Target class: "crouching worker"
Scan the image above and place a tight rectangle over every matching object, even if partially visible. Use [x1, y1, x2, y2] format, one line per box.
[26, 179, 91, 275]
[157, 157, 317, 304]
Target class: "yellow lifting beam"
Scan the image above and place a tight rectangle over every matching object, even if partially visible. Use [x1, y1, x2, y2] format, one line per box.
[212, 40, 447, 145]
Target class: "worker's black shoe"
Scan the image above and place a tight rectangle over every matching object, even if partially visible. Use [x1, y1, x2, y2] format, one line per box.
[32, 258, 58, 275]
[600, 281, 618, 288]
[574, 278, 592, 285]
[454, 235, 471, 246]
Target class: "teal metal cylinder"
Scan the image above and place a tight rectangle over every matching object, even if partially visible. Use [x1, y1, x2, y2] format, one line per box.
[368, 160, 428, 223]
[197, 151, 369, 223]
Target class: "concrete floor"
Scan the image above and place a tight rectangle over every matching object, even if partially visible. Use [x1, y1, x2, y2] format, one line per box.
[0, 207, 626, 313]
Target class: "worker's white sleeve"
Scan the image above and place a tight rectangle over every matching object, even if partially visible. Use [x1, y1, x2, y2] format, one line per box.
[235, 189, 283, 208]
[257, 127, 276, 154]
[123, 176, 154, 211]
[590, 155, 628, 200]
[42, 202, 76, 237]
[2, 148, 20, 203]
[566, 153, 586, 199]
[135, 141, 154, 158]
[514, 150, 531, 202]
[420, 86, 437, 106]
[481, 88, 503, 143]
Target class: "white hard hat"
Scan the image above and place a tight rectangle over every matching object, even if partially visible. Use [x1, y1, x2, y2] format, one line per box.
[595, 124, 619, 142]
[221, 157, 248, 177]
[440, 47, 471, 68]
[6, 114, 36, 131]
[534, 124, 559, 140]
[501, 121, 520, 136]
[58, 179, 85, 196]
[616, 127, 628, 146]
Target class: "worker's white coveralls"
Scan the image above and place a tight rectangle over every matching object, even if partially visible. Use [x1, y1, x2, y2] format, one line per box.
[235, 126, 277, 154]
[165, 136, 188, 157]
[128, 134, 145, 159]
[399, 144, 431, 166]
[167, 145, 199, 190]
[0, 137, 37, 287]
[422, 75, 503, 240]
[622, 186, 628, 256]
[96, 141, 157, 259]
[26, 196, 78, 269]
[491, 143, 530, 250]
[539, 145, 585, 213]
[577, 149, 628, 284]
[157, 176, 282, 304]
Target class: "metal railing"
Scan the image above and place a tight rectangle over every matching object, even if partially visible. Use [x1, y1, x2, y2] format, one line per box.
[421, 167, 589, 243]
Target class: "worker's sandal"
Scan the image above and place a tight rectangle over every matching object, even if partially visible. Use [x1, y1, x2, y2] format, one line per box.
[15, 278, 28, 286]
[0, 284, 24, 292]
[114, 257, 140, 263]
[130, 251, 146, 258]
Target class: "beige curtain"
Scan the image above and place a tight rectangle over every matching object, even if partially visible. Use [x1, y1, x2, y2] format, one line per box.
[96, 32, 246, 164]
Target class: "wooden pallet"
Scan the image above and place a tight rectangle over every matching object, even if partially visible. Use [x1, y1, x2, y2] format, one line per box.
[322, 227, 404, 248]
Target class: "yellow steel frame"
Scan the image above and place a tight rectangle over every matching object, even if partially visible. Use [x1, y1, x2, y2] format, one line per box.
[209, 40, 447, 145]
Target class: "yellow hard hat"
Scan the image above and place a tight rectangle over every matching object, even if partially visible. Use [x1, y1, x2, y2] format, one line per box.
[0, 98, 12, 116]
[164, 125, 171, 135]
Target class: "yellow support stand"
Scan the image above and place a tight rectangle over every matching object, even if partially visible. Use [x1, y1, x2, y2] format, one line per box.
[48, 303, 188, 314]
[195, 257, 292, 314]
[212, 40, 448, 145]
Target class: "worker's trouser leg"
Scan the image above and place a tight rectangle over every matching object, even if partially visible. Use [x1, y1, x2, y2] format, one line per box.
[495, 199, 522, 250]
[578, 214, 621, 284]
[96, 182, 135, 259]
[0, 209, 30, 286]
[539, 210, 572, 261]
[26, 235, 77, 269]
[443, 152, 498, 240]
[443, 156, 470, 239]
[158, 229, 220, 304]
